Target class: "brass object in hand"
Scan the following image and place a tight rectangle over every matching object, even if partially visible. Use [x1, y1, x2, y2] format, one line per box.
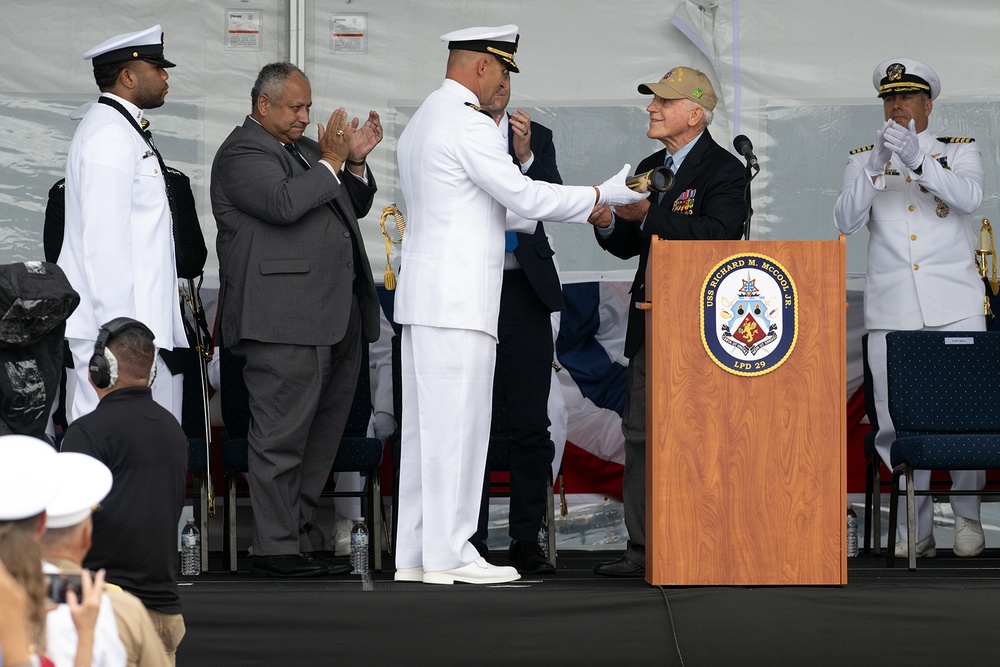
[625, 166, 674, 193]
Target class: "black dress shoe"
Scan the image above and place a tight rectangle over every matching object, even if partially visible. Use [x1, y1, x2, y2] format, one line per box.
[593, 555, 644, 578]
[250, 554, 329, 578]
[508, 539, 556, 575]
[302, 552, 352, 575]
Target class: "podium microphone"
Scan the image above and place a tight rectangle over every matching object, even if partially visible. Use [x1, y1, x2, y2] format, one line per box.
[625, 165, 674, 193]
[733, 135, 759, 171]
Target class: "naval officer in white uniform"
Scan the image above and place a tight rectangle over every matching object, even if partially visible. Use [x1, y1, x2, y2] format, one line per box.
[394, 24, 647, 585]
[834, 57, 986, 558]
[59, 25, 187, 424]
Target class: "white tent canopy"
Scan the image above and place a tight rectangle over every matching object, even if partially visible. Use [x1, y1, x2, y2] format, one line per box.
[3, 0, 999, 282]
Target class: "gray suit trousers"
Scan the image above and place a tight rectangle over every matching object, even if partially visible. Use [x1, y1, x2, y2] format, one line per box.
[234, 296, 363, 555]
[622, 342, 646, 566]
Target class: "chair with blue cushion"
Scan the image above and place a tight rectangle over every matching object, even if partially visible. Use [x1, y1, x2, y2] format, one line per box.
[177, 352, 213, 574]
[220, 345, 385, 574]
[884, 330, 1000, 570]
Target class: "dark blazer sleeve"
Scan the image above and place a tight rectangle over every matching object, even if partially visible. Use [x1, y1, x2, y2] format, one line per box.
[340, 166, 377, 218]
[522, 123, 562, 185]
[296, 136, 377, 219]
[510, 121, 564, 312]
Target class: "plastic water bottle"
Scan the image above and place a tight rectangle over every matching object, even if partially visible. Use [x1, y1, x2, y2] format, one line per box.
[350, 519, 369, 575]
[180, 519, 201, 575]
[846, 506, 859, 558]
[537, 520, 549, 560]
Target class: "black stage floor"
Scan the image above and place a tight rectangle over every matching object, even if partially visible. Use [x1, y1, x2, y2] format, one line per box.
[176, 550, 1000, 666]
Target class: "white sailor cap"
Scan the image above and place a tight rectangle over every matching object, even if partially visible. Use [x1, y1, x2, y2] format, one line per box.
[440, 24, 520, 73]
[0, 435, 60, 522]
[45, 453, 113, 530]
[873, 58, 940, 100]
[83, 24, 176, 69]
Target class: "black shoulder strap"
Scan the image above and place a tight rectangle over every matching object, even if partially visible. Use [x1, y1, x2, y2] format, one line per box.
[97, 96, 156, 152]
[95, 96, 193, 274]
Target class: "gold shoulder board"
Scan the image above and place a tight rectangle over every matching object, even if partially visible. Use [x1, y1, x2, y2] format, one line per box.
[849, 145, 874, 155]
[937, 137, 975, 143]
[464, 101, 492, 118]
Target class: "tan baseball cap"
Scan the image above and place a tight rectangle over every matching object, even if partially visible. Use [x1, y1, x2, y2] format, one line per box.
[638, 66, 717, 111]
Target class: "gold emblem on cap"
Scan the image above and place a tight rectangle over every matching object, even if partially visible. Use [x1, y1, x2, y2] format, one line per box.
[887, 63, 905, 81]
[132, 51, 139, 58]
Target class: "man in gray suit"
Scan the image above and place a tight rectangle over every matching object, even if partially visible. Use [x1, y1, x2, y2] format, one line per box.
[211, 62, 383, 578]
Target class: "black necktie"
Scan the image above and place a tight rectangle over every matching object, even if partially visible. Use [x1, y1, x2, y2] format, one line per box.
[658, 156, 675, 205]
[284, 142, 311, 170]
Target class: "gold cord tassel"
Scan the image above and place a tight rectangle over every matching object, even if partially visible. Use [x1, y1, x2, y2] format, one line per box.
[976, 219, 997, 318]
[379, 204, 406, 290]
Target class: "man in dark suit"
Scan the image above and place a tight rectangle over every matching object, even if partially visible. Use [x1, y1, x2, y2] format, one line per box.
[472, 70, 562, 574]
[211, 62, 383, 578]
[590, 67, 747, 577]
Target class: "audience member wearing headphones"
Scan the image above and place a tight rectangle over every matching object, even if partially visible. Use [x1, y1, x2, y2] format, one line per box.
[60, 319, 189, 665]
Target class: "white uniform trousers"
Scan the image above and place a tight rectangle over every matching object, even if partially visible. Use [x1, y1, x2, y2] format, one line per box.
[869, 316, 986, 543]
[65, 337, 184, 425]
[396, 324, 496, 572]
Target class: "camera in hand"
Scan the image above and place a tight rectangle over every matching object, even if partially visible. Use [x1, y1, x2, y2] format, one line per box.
[625, 166, 674, 193]
[45, 571, 84, 605]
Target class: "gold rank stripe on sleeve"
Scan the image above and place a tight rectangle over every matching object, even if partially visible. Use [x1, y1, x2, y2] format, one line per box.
[850, 145, 874, 155]
[937, 137, 976, 143]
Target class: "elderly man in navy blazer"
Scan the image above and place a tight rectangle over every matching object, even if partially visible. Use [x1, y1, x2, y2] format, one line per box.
[590, 66, 747, 577]
[211, 62, 383, 578]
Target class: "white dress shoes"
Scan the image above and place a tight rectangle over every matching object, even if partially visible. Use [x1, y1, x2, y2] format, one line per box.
[894, 533, 936, 559]
[953, 516, 985, 557]
[393, 567, 424, 582]
[422, 558, 520, 585]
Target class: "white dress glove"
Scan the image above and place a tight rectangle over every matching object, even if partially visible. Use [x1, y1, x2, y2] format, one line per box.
[883, 119, 924, 170]
[865, 119, 894, 176]
[596, 164, 650, 207]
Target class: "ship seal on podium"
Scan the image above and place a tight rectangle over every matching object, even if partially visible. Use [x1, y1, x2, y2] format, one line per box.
[700, 252, 798, 377]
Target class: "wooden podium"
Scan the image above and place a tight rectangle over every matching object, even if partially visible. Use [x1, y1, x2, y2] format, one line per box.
[643, 237, 846, 585]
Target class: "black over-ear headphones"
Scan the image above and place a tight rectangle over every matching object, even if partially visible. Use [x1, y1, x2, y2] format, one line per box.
[90, 317, 156, 390]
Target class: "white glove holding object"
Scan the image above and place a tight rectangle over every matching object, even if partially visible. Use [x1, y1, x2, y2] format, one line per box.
[865, 119, 894, 176]
[883, 119, 924, 170]
[596, 164, 649, 207]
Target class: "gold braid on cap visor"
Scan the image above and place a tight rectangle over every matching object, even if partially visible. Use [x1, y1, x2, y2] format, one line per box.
[486, 46, 517, 69]
[879, 81, 930, 95]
